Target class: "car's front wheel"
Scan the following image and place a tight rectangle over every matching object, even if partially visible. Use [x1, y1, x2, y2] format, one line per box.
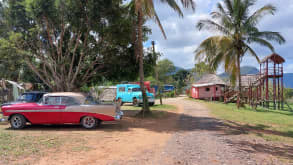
[10, 114, 26, 129]
[81, 116, 100, 129]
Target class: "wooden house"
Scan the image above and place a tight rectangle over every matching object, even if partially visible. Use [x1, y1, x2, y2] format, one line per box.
[190, 74, 226, 100]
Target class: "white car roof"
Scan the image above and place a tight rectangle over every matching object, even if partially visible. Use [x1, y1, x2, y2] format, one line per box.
[44, 92, 86, 104]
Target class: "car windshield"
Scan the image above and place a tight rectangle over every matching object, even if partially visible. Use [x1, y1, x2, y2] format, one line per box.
[17, 93, 35, 102]
[132, 88, 141, 92]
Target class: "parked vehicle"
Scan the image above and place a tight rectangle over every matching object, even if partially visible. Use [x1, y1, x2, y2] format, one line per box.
[130, 81, 156, 95]
[1, 91, 47, 106]
[0, 92, 123, 129]
[153, 84, 175, 93]
[116, 84, 155, 106]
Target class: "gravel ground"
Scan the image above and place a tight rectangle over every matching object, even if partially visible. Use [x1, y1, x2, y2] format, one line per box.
[161, 98, 257, 165]
[104, 97, 293, 165]
[160, 97, 291, 165]
[109, 97, 291, 165]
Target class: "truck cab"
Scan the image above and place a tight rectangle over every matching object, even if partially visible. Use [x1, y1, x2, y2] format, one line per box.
[116, 84, 155, 106]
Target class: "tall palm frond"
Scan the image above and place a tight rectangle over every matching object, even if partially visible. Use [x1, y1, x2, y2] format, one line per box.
[194, 0, 285, 108]
[245, 4, 276, 26]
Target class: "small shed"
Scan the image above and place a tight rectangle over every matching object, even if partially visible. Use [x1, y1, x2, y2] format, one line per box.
[191, 74, 226, 100]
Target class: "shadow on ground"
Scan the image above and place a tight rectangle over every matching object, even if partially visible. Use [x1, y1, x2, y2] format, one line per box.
[3, 110, 293, 138]
[2, 109, 293, 160]
[224, 139, 293, 160]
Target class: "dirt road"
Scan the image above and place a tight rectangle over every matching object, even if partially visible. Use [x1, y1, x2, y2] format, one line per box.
[158, 97, 289, 165]
[111, 97, 291, 165]
[2, 97, 292, 165]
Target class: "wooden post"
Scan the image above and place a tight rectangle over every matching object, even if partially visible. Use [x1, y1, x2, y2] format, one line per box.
[278, 64, 280, 110]
[281, 64, 284, 109]
[273, 63, 276, 109]
[213, 86, 216, 101]
[259, 64, 262, 106]
[265, 60, 269, 108]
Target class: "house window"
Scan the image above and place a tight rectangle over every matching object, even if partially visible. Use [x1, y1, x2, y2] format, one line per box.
[216, 87, 218, 91]
[205, 87, 210, 92]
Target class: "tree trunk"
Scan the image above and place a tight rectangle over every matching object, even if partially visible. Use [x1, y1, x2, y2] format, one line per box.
[237, 53, 242, 109]
[137, 8, 150, 114]
[153, 41, 162, 105]
[156, 73, 162, 105]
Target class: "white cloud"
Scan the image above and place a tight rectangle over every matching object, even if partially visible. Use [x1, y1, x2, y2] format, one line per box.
[146, 0, 293, 73]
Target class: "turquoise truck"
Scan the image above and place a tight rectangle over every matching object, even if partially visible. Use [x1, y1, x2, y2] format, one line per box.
[116, 84, 155, 106]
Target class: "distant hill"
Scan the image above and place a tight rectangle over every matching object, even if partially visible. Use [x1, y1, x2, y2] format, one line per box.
[219, 66, 259, 79]
[218, 66, 293, 88]
[240, 66, 259, 75]
[174, 66, 185, 72]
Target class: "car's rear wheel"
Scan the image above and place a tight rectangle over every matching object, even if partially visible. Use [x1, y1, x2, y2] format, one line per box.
[10, 114, 26, 129]
[81, 116, 99, 129]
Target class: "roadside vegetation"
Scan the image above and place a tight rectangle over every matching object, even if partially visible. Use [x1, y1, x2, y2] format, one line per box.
[189, 98, 293, 143]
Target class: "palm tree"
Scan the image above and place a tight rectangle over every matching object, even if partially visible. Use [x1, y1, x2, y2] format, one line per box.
[195, 0, 285, 108]
[132, 0, 195, 114]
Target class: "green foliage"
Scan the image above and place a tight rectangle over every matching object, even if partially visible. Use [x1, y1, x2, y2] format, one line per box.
[157, 59, 176, 83]
[284, 88, 293, 101]
[0, 0, 150, 91]
[172, 69, 190, 94]
[195, 0, 285, 86]
[194, 62, 215, 78]
[163, 90, 176, 98]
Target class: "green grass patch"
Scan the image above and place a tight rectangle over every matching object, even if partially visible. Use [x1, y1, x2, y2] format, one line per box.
[0, 129, 92, 163]
[187, 98, 293, 143]
[0, 131, 62, 159]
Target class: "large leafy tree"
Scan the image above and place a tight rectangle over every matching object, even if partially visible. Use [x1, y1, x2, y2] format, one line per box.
[0, 0, 142, 91]
[157, 59, 176, 83]
[195, 0, 285, 108]
[131, 0, 195, 114]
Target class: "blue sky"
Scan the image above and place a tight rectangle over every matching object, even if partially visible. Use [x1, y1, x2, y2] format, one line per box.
[146, 0, 293, 73]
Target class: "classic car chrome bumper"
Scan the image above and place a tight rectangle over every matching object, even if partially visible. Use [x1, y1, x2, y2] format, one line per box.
[138, 98, 155, 104]
[115, 111, 124, 120]
[0, 116, 8, 125]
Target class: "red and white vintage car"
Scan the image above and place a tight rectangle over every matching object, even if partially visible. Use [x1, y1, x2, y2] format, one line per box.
[0, 92, 123, 129]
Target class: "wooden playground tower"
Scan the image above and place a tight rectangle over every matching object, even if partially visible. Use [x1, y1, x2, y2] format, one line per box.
[245, 53, 285, 110]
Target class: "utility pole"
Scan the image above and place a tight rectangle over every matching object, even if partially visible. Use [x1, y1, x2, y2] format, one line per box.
[152, 41, 162, 105]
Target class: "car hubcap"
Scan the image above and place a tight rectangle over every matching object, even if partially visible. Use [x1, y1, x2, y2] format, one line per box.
[83, 117, 95, 128]
[12, 116, 22, 128]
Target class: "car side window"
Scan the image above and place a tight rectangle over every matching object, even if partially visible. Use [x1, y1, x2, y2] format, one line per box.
[44, 96, 61, 105]
[119, 87, 125, 92]
[61, 96, 79, 106]
[128, 88, 132, 92]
